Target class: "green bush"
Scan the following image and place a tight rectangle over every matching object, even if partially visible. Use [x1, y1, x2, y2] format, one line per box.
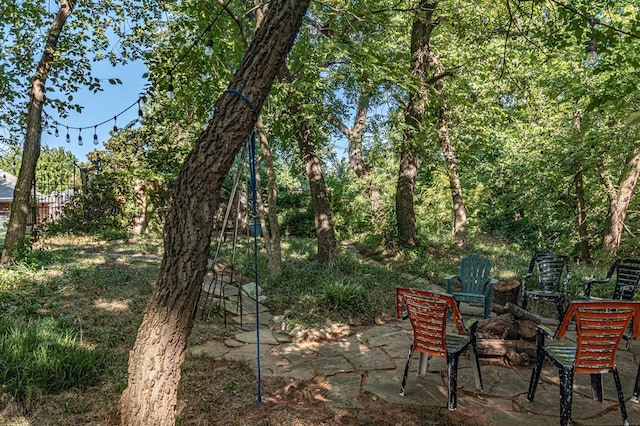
[277, 189, 315, 237]
[0, 317, 107, 403]
[320, 280, 368, 315]
[46, 172, 133, 239]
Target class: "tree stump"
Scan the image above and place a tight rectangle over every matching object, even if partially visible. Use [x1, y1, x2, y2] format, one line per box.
[493, 279, 521, 306]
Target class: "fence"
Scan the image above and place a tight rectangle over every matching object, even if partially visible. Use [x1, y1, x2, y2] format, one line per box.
[31, 162, 85, 227]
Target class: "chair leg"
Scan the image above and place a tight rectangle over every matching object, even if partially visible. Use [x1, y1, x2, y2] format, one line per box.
[556, 297, 565, 322]
[469, 342, 483, 391]
[417, 353, 430, 376]
[590, 373, 603, 402]
[526, 340, 545, 402]
[483, 297, 491, 319]
[559, 366, 574, 426]
[400, 344, 414, 396]
[612, 368, 630, 426]
[446, 352, 459, 410]
[631, 363, 640, 403]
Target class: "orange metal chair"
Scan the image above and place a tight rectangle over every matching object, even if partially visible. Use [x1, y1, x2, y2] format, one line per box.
[395, 287, 483, 410]
[526, 300, 640, 426]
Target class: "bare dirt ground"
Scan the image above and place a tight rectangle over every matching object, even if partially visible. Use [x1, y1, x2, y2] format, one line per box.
[176, 357, 470, 426]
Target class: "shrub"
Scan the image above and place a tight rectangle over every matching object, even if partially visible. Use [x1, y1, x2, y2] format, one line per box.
[320, 280, 368, 315]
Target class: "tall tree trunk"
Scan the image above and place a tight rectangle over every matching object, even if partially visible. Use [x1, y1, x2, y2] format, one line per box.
[116, 2, 309, 424]
[395, 0, 439, 247]
[1, 0, 74, 264]
[572, 111, 591, 264]
[329, 94, 370, 178]
[256, 117, 282, 275]
[131, 179, 147, 234]
[437, 98, 467, 247]
[574, 167, 591, 263]
[602, 151, 640, 257]
[328, 93, 386, 230]
[296, 117, 338, 263]
[279, 62, 337, 263]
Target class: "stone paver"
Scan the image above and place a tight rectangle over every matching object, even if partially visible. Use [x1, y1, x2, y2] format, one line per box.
[312, 356, 354, 375]
[189, 280, 640, 424]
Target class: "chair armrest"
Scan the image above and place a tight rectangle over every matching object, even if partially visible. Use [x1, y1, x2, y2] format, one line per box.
[583, 278, 610, 299]
[465, 318, 478, 331]
[521, 273, 533, 292]
[466, 318, 479, 344]
[485, 278, 498, 292]
[535, 323, 555, 339]
[444, 275, 460, 293]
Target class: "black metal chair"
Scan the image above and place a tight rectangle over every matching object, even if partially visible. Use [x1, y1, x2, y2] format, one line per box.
[583, 258, 640, 301]
[521, 252, 572, 322]
[526, 300, 640, 426]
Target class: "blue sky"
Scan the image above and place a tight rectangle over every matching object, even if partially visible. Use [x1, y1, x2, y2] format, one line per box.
[42, 59, 149, 162]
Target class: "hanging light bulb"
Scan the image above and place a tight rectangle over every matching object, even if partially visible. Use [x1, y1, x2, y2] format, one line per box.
[587, 39, 598, 65]
[587, 18, 598, 66]
[112, 116, 118, 135]
[137, 99, 144, 117]
[65, 127, 70, 143]
[78, 129, 83, 146]
[167, 82, 175, 99]
[54, 125, 59, 138]
[93, 126, 99, 145]
[204, 39, 213, 56]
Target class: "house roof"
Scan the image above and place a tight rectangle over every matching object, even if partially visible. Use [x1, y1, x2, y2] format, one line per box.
[0, 169, 17, 203]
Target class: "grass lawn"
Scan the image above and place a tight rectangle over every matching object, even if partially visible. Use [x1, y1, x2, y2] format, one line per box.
[0, 233, 616, 425]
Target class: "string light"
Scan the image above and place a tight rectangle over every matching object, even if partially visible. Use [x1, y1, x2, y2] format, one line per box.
[41, 0, 232, 146]
[112, 116, 118, 135]
[167, 72, 175, 99]
[587, 18, 598, 66]
[205, 39, 213, 56]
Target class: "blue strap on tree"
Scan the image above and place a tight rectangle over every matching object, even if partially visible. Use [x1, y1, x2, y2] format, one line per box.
[224, 88, 262, 403]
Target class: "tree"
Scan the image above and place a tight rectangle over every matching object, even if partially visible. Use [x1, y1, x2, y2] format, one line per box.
[1, 0, 75, 264]
[116, 1, 310, 423]
[602, 151, 640, 256]
[1, 0, 164, 262]
[437, 94, 467, 247]
[396, 0, 440, 247]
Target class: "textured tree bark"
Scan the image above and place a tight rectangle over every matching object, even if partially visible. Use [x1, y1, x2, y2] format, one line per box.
[296, 117, 338, 263]
[1, 0, 74, 264]
[279, 60, 337, 263]
[602, 152, 640, 257]
[572, 111, 591, 264]
[395, 0, 439, 247]
[574, 167, 591, 263]
[328, 94, 386, 231]
[256, 117, 282, 275]
[116, 1, 309, 424]
[438, 98, 467, 248]
[131, 179, 147, 234]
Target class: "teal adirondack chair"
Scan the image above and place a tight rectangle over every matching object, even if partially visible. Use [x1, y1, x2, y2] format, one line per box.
[445, 254, 497, 319]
